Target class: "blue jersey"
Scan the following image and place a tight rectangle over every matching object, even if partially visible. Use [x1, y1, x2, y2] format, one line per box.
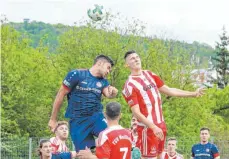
[52, 152, 72, 159]
[63, 69, 109, 118]
[191, 142, 220, 159]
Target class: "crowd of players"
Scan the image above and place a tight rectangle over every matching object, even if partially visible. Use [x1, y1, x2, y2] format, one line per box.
[38, 51, 220, 159]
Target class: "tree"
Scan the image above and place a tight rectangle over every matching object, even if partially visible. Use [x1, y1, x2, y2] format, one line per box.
[1, 24, 61, 137]
[212, 26, 229, 88]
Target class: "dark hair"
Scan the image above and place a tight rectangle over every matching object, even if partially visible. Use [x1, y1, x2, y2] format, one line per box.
[200, 127, 210, 132]
[105, 102, 121, 120]
[124, 50, 136, 59]
[94, 55, 114, 67]
[38, 139, 50, 157]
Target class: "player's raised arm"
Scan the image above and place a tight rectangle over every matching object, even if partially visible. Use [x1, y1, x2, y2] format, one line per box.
[48, 85, 70, 132]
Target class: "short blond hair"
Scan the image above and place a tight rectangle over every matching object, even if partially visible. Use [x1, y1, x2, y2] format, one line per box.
[167, 137, 177, 142]
[54, 121, 69, 132]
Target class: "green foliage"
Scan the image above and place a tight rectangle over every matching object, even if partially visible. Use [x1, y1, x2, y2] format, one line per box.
[1, 25, 61, 137]
[9, 20, 70, 52]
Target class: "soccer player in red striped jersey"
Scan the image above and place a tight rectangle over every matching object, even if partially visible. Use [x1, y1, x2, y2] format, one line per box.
[161, 137, 183, 159]
[122, 50, 205, 159]
[77, 102, 133, 159]
[50, 121, 69, 153]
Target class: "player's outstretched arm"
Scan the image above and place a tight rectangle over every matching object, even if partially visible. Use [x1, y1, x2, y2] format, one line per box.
[102, 86, 118, 98]
[159, 85, 205, 97]
[48, 85, 70, 132]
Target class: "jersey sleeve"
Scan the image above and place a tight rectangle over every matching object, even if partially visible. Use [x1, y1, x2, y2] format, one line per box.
[96, 140, 111, 158]
[211, 144, 220, 158]
[62, 70, 79, 90]
[147, 71, 164, 88]
[191, 145, 195, 157]
[122, 84, 138, 107]
[95, 131, 111, 158]
[52, 152, 72, 159]
[102, 79, 110, 89]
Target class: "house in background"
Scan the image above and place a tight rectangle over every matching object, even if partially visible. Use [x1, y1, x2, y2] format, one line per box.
[190, 56, 229, 88]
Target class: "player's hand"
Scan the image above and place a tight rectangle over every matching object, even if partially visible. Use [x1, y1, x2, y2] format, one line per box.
[48, 119, 57, 133]
[195, 87, 205, 97]
[150, 125, 164, 141]
[108, 86, 118, 96]
[77, 147, 94, 159]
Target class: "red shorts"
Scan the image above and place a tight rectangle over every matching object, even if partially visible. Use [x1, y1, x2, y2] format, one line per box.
[136, 122, 167, 158]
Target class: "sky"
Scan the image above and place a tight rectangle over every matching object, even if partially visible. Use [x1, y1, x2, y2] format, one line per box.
[1, 0, 229, 47]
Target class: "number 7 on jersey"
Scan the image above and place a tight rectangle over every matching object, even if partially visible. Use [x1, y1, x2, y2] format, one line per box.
[120, 147, 128, 159]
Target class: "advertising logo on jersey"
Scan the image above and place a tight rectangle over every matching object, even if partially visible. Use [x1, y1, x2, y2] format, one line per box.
[76, 86, 101, 94]
[96, 82, 102, 88]
[63, 80, 70, 87]
[143, 83, 156, 91]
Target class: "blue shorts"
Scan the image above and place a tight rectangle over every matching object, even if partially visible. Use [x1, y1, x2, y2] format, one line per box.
[69, 112, 107, 151]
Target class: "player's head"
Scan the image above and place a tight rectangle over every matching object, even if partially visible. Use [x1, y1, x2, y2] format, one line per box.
[38, 139, 52, 158]
[124, 50, 142, 70]
[167, 137, 177, 153]
[54, 121, 69, 140]
[94, 55, 114, 78]
[105, 102, 121, 121]
[200, 127, 210, 143]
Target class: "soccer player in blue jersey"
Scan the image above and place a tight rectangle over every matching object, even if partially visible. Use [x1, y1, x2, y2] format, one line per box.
[48, 55, 118, 152]
[191, 127, 220, 159]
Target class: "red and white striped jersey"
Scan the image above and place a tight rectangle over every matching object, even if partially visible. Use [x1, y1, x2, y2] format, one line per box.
[50, 137, 69, 153]
[96, 125, 132, 159]
[161, 151, 184, 159]
[122, 70, 165, 125]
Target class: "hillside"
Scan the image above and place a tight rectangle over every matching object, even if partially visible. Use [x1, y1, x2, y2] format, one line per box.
[10, 19, 215, 68]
